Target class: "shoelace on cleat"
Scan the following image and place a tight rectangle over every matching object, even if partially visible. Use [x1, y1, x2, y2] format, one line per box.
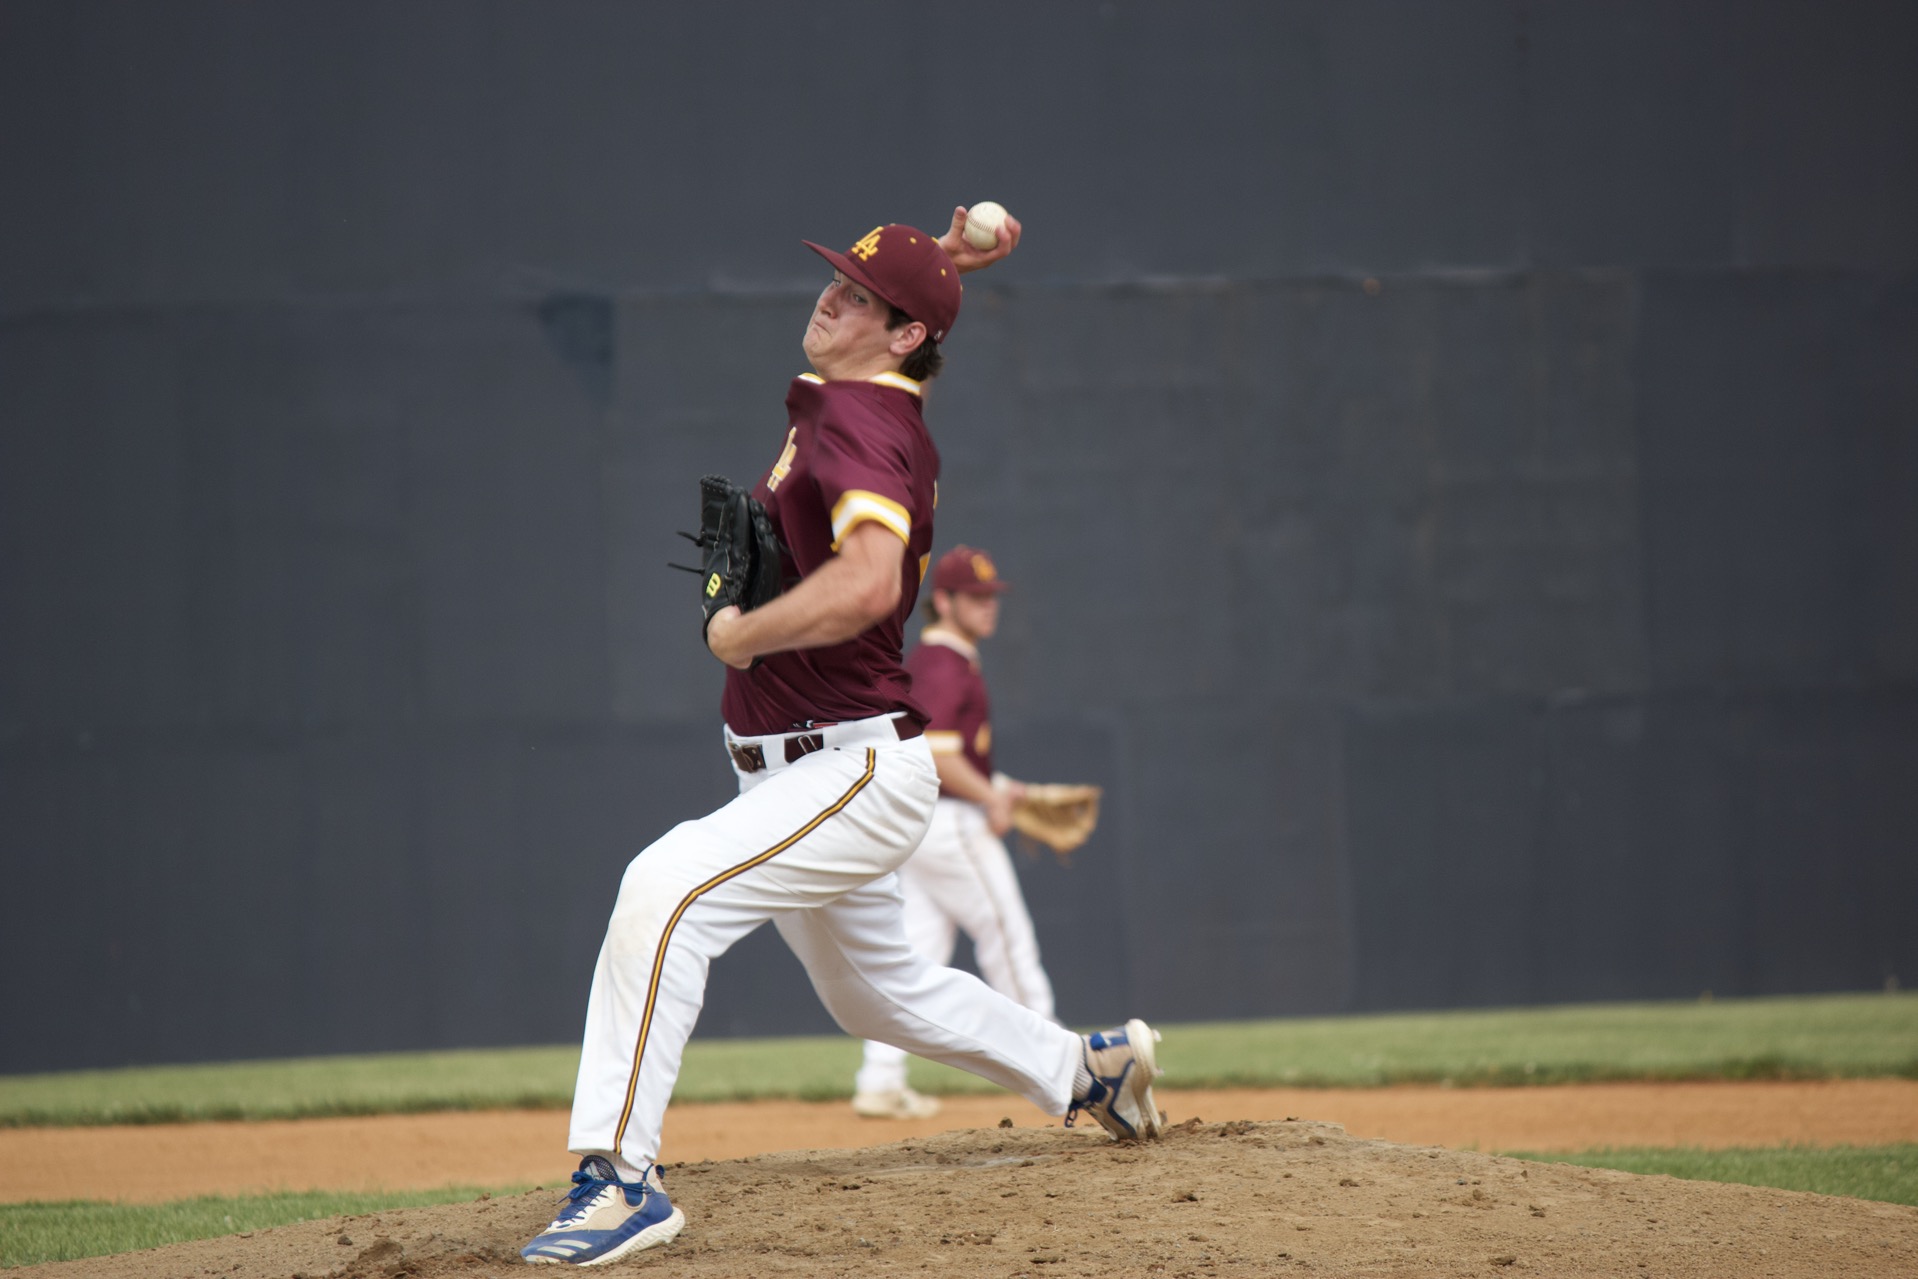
[555, 1171, 610, 1222]
[552, 1161, 648, 1224]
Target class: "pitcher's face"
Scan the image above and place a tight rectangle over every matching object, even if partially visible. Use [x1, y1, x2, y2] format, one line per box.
[802, 272, 897, 378]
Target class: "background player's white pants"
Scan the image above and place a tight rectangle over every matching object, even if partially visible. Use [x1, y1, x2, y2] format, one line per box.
[856, 796, 1058, 1097]
[566, 717, 1082, 1170]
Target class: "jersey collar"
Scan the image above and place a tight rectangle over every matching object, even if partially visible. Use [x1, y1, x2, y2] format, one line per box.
[919, 625, 979, 664]
[796, 371, 924, 397]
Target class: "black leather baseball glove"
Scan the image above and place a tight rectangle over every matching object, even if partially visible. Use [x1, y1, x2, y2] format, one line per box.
[673, 474, 786, 638]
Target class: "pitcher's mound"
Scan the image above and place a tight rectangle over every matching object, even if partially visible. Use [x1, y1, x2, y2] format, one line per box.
[20, 1119, 1918, 1277]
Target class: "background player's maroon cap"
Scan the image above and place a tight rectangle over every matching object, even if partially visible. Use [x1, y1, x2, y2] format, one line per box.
[932, 545, 1007, 595]
[804, 224, 963, 343]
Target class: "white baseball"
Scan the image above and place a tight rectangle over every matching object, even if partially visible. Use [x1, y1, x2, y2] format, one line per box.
[963, 201, 1009, 251]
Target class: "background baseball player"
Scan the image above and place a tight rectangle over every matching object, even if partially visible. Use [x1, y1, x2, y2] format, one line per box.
[520, 208, 1166, 1268]
[853, 544, 1064, 1119]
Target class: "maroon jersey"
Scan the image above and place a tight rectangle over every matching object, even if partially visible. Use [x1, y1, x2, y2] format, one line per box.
[907, 629, 992, 795]
[720, 372, 939, 735]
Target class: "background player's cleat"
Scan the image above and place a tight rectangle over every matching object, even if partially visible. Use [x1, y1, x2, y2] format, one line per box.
[521, 1155, 685, 1266]
[1065, 1018, 1165, 1141]
[852, 1087, 942, 1119]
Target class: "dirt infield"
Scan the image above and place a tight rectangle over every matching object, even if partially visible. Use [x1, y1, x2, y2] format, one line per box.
[15, 1114, 1918, 1278]
[6, 1079, 1918, 1205]
[7, 1082, 1918, 1275]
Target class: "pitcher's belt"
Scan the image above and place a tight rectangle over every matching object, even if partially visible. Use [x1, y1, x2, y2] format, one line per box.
[726, 713, 923, 774]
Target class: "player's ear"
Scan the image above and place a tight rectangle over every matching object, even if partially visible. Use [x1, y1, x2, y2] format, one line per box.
[888, 320, 929, 358]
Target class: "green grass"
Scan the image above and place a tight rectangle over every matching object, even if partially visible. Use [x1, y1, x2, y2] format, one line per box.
[1138, 991, 1918, 1090]
[0, 1045, 583, 1127]
[908, 990, 1918, 1098]
[1511, 1144, 1918, 1208]
[3, 992, 1913, 1126]
[0, 1186, 526, 1269]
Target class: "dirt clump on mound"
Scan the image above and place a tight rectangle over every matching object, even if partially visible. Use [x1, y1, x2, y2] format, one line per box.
[18, 1119, 1918, 1278]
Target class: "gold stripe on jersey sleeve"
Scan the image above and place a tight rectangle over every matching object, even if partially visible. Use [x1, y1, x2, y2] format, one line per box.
[830, 489, 911, 550]
[797, 372, 825, 384]
[924, 730, 965, 754]
[612, 749, 879, 1151]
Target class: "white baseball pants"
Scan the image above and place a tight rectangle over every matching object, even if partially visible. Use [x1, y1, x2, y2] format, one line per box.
[856, 796, 1058, 1096]
[566, 714, 1082, 1170]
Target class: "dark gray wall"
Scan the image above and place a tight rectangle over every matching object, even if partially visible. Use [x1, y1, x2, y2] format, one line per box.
[3, 1, 1915, 1073]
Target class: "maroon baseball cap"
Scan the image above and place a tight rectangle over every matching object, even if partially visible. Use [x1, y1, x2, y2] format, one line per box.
[932, 545, 1007, 595]
[803, 224, 963, 343]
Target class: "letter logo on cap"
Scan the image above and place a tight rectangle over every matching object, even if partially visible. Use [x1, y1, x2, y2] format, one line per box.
[850, 227, 884, 261]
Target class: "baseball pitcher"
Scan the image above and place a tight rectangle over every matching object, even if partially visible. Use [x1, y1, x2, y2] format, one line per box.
[521, 209, 1165, 1268]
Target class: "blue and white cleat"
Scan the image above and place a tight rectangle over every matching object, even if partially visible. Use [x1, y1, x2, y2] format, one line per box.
[1066, 1018, 1165, 1141]
[521, 1156, 686, 1266]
